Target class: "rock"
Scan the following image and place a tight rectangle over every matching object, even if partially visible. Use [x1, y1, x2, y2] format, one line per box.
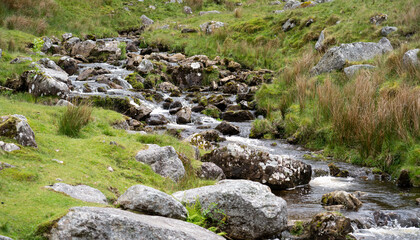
[270, 1, 281, 5]
[282, 19, 296, 32]
[200, 129, 223, 142]
[222, 110, 255, 122]
[199, 10, 221, 16]
[343, 64, 376, 78]
[129, 103, 153, 121]
[215, 121, 240, 135]
[199, 162, 226, 180]
[402, 49, 419, 68]
[202, 143, 312, 189]
[200, 21, 225, 34]
[273, 10, 284, 14]
[315, 29, 325, 51]
[117, 184, 188, 220]
[126, 41, 140, 52]
[126, 53, 142, 70]
[311, 38, 393, 75]
[372, 210, 420, 228]
[0, 115, 37, 148]
[47, 183, 107, 204]
[284, 0, 301, 10]
[192, 105, 206, 113]
[173, 179, 287, 239]
[328, 163, 349, 177]
[370, 13, 388, 25]
[77, 67, 111, 81]
[146, 114, 168, 125]
[321, 190, 363, 210]
[56, 99, 73, 107]
[0, 141, 20, 152]
[183, 6, 192, 14]
[137, 59, 154, 74]
[50, 207, 224, 240]
[396, 169, 412, 188]
[140, 15, 154, 26]
[135, 144, 185, 182]
[186, 133, 213, 150]
[0, 49, 2, 59]
[10, 57, 32, 64]
[416, 198, 420, 205]
[62, 33, 73, 41]
[57, 56, 79, 75]
[159, 81, 179, 93]
[41, 36, 53, 52]
[71, 40, 96, 58]
[307, 212, 353, 240]
[89, 40, 121, 62]
[381, 26, 398, 36]
[0, 162, 15, 171]
[0, 235, 13, 240]
[176, 107, 192, 124]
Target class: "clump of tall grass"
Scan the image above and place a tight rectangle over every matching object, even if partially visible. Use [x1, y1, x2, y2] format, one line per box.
[4, 16, 48, 35]
[185, 0, 204, 11]
[58, 104, 92, 137]
[234, 8, 243, 18]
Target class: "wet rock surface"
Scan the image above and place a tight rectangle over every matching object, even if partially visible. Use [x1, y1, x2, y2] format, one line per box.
[321, 190, 363, 210]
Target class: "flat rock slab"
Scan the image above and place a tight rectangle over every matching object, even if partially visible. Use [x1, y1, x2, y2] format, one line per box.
[173, 179, 287, 239]
[47, 183, 107, 204]
[50, 207, 225, 240]
[117, 184, 188, 220]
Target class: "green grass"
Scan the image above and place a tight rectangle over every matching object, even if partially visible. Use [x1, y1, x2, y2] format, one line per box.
[0, 95, 213, 239]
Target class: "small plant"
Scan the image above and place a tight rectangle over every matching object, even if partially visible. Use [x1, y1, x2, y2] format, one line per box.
[118, 42, 127, 60]
[290, 221, 304, 236]
[32, 37, 44, 54]
[186, 199, 227, 236]
[58, 104, 92, 137]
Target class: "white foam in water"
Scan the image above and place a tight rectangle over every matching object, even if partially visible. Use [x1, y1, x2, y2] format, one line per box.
[352, 227, 420, 240]
[226, 136, 271, 151]
[309, 176, 354, 189]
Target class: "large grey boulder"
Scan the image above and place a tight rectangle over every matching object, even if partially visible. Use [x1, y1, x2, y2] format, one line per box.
[173, 180, 287, 239]
[90, 40, 122, 62]
[202, 143, 311, 189]
[283, 0, 301, 10]
[41, 36, 53, 52]
[135, 144, 185, 182]
[311, 38, 393, 75]
[0, 115, 37, 148]
[128, 102, 153, 121]
[47, 183, 108, 204]
[137, 59, 154, 74]
[343, 64, 376, 78]
[117, 185, 188, 220]
[50, 207, 224, 240]
[402, 49, 419, 68]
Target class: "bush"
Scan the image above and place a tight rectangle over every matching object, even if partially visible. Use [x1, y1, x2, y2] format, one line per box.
[58, 104, 92, 137]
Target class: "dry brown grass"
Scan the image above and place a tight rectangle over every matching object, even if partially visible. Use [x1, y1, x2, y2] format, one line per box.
[185, 0, 204, 11]
[283, 47, 319, 84]
[234, 8, 243, 18]
[5, 15, 48, 35]
[3, 0, 57, 17]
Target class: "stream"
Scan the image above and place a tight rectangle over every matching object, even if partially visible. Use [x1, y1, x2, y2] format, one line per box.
[66, 37, 420, 240]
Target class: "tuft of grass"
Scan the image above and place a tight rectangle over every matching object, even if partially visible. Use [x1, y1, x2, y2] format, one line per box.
[58, 104, 92, 137]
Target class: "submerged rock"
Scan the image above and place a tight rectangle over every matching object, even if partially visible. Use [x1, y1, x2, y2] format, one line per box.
[215, 121, 240, 135]
[117, 184, 188, 220]
[46, 183, 108, 204]
[328, 163, 349, 177]
[321, 190, 363, 210]
[0, 115, 37, 148]
[396, 169, 412, 188]
[173, 179, 287, 239]
[50, 207, 224, 240]
[222, 110, 255, 122]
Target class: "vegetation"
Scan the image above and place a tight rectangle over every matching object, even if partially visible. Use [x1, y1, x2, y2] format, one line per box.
[186, 199, 227, 236]
[58, 104, 92, 137]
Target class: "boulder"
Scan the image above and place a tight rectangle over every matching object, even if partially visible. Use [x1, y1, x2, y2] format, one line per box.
[128, 103, 153, 121]
[176, 107, 192, 124]
[0, 115, 37, 148]
[117, 184, 188, 220]
[222, 110, 255, 122]
[199, 162, 226, 180]
[283, 0, 301, 10]
[10, 56, 33, 64]
[146, 114, 168, 125]
[137, 59, 154, 74]
[159, 81, 179, 93]
[57, 56, 79, 75]
[282, 19, 296, 32]
[135, 144, 185, 182]
[89, 40, 121, 62]
[183, 6, 192, 14]
[56, 99, 73, 107]
[416, 198, 420, 206]
[41, 36, 53, 52]
[311, 38, 393, 75]
[381, 26, 398, 36]
[77, 67, 111, 81]
[0, 162, 15, 171]
[0, 141, 20, 152]
[172, 62, 203, 89]
[126, 53, 143, 70]
[343, 64, 376, 78]
[46, 183, 107, 204]
[315, 29, 325, 51]
[185, 133, 214, 150]
[50, 207, 224, 240]
[307, 212, 353, 240]
[328, 163, 349, 177]
[173, 179, 287, 239]
[62, 33, 73, 41]
[141, 15, 154, 26]
[0, 235, 13, 240]
[396, 169, 412, 188]
[202, 143, 312, 189]
[200, 21, 225, 34]
[402, 49, 419, 68]
[71, 40, 96, 58]
[321, 190, 363, 210]
[215, 121, 240, 135]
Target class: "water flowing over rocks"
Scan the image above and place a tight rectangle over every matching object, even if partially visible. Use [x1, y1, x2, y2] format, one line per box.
[173, 179, 287, 239]
[50, 207, 224, 240]
[0, 115, 37, 148]
[202, 143, 312, 189]
[117, 184, 188, 220]
[46, 183, 108, 204]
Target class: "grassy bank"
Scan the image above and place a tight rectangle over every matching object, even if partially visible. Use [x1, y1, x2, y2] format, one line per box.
[0, 95, 212, 239]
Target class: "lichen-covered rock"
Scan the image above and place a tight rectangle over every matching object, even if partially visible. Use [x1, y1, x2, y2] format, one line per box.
[171, 62, 204, 89]
[311, 38, 393, 75]
[137, 59, 154, 74]
[282, 19, 296, 32]
[117, 185, 188, 220]
[328, 163, 349, 177]
[140, 14, 154, 26]
[71, 40, 96, 58]
[0, 115, 37, 148]
[176, 107, 192, 124]
[202, 143, 312, 189]
[89, 40, 122, 63]
[146, 114, 168, 125]
[50, 207, 224, 240]
[200, 21, 225, 34]
[283, 0, 301, 10]
[46, 183, 108, 204]
[307, 212, 353, 240]
[321, 190, 363, 210]
[402, 49, 419, 68]
[344, 64, 376, 78]
[381, 26, 398, 36]
[128, 102, 153, 121]
[173, 179, 287, 239]
[0, 141, 20, 152]
[135, 144, 185, 182]
[199, 162, 226, 181]
[159, 82, 179, 93]
[183, 6, 192, 14]
[222, 110, 255, 122]
[215, 121, 240, 135]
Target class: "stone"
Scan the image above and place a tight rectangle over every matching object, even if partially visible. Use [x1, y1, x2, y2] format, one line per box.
[282, 19, 296, 32]
[200, 21, 225, 34]
[62, 33, 73, 41]
[140, 15, 154, 26]
[50, 207, 224, 240]
[159, 81, 179, 93]
[146, 114, 168, 125]
[283, 0, 301, 10]
[402, 49, 419, 68]
[222, 110, 255, 122]
[89, 40, 122, 62]
[311, 38, 393, 75]
[396, 169, 412, 188]
[129, 103, 153, 121]
[198, 129, 222, 142]
[215, 121, 240, 135]
[0, 141, 20, 152]
[343, 64, 376, 78]
[0, 115, 37, 148]
[126, 53, 143, 70]
[416, 198, 420, 205]
[0, 235, 13, 240]
[173, 179, 287, 239]
[270, 1, 281, 5]
[71, 40, 96, 58]
[328, 163, 349, 177]
[199, 10, 221, 16]
[117, 184, 188, 220]
[381, 26, 398, 36]
[202, 143, 312, 189]
[47, 183, 107, 204]
[135, 144, 185, 182]
[199, 162, 226, 180]
[307, 212, 353, 240]
[183, 6, 192, 14]
[57, 56, 79, 75]
[273, 10, 284, 14]
[126, 41, 140, 52]
[315, 29, 325, 51]
[370, 13, 388, 25]
[0, 49, 2, 59]
[137, 59, 154, 74]
[56, 99, 73, 107]
[321, 190, 363, 210]
[10, 57, 32, 64]
[77, 67, 110, 81]
[176, 107, 192, 124]
[185, 133, 214, 151]
[0, 162, 15, 171]
[41, 37, 53, 52]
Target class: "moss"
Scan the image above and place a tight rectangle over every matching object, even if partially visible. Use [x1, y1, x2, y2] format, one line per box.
[201, 108, 221, 119]
[125, 73, 144, 90]
[0, 115, 18, 139]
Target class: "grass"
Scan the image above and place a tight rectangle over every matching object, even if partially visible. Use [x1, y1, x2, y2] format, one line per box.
[58, 104, 92, 137]
[0, 94, 213, 239]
